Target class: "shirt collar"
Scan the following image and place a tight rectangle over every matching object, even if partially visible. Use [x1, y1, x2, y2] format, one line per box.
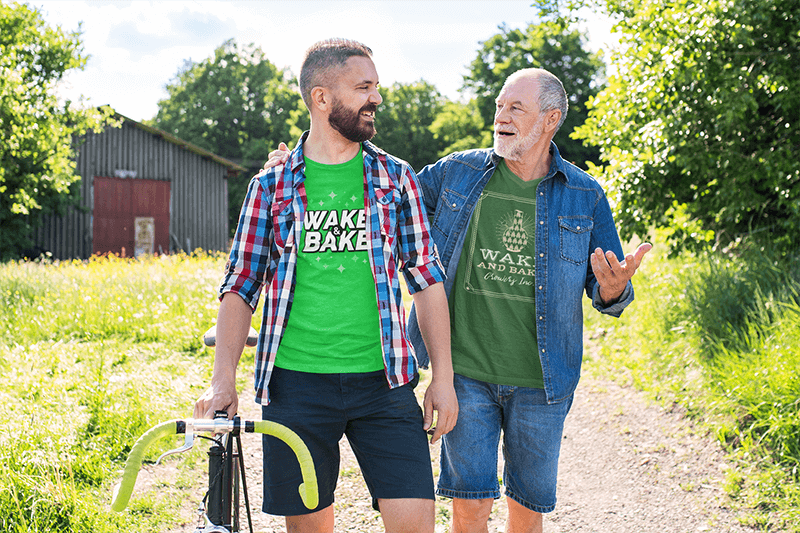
[289, 131, 381, 173]
[546, 141, 570, 183]
[489, 141, 569, 182]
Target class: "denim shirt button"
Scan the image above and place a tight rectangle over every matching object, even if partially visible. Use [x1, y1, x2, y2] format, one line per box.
[538, 285, 543, 290]
[539, 253, 544, 257]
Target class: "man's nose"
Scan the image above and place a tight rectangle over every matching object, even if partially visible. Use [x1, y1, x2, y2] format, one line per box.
[495, 105, 510, 123]
[370, 88, 383, 105]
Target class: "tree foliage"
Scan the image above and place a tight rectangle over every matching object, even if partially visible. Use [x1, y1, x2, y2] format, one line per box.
[430, 99, 493, 158]
[463, 21, 606, 168]
[573, 0, 800, 256]
[150, 39, 307, 235]
[0, 2, 113, 259]
[372, 80, 446, 172]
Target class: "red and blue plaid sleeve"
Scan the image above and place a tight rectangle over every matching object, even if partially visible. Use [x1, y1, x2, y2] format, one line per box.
[396, 164, 446, 294]
[219, 173, 273, 310]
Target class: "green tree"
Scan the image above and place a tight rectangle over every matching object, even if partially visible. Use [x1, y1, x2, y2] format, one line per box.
[430, 99, 493, 158]
[0, 2, 113, 259]
[372, 80, 446, 172]
[463, 21, 606, 168]
[150, 39, 308, 235]
[572, 0, 800, 256]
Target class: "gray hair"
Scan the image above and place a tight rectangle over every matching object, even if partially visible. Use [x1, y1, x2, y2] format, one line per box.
[504, 68, 568, 131]
[299, 38, 373, 109]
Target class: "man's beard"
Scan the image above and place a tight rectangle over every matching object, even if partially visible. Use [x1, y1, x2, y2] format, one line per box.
[494, 117, 545, 161]
[328, 98, 378, 143]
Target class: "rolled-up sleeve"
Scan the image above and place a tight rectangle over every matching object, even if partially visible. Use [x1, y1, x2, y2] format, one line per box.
[586, 184, 634, 317]
[397, 165, 446, 294]
[219, 175, 272, 311]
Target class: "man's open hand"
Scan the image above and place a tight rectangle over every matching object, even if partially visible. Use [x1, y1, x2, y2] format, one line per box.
[590, 242, 652, 304]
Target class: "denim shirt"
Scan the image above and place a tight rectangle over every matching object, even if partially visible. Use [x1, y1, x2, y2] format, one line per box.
[408, 142, 633, 404]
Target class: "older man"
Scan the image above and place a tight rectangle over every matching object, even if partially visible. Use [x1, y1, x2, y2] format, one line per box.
[407, 68, 650, 533]
[196, 38, 457, 533]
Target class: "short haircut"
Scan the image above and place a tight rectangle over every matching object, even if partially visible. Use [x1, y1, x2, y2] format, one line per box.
[505, 68, 568, 131]
[299, 38, 373, 109]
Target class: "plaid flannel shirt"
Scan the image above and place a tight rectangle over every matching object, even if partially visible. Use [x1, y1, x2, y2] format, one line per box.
[220, 133, 446, 404]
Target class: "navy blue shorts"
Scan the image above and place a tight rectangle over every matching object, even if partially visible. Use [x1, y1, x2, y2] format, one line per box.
[260, 367, 434, 516]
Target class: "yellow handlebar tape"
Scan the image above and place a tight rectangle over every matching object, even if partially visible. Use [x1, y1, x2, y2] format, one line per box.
[253, 420, 319, 510]
[111, 420, 177, 512]
[110, 419, 318, 512]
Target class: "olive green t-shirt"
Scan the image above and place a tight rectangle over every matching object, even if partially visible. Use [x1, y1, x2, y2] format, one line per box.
[275, 147, 384, 373]
[449, 159, 544, 388]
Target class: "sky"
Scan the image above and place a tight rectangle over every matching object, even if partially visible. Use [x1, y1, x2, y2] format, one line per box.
[33, 0, 616, 122]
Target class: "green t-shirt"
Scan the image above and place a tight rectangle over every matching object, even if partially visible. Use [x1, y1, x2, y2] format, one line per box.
[275, 147, 384, 373]
[449, 159, 544, 388]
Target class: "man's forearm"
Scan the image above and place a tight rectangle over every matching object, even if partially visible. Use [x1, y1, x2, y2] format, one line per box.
[411, 282, 453, 379]
[212, 292, 253, 387]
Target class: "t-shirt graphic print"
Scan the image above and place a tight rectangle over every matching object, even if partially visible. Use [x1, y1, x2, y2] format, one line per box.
[449, 160, 544, 388]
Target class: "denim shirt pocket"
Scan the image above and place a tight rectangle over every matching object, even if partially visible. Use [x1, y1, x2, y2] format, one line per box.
[375, 188, 400, 242]
[434, 188, 468, 235]
[271, 197, 295, 249]
[558, 216, 593, 265]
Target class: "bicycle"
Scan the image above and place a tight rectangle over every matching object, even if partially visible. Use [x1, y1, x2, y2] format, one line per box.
[110, 326, 318, 533]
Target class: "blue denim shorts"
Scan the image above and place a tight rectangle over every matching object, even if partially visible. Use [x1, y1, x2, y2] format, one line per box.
[260, 367, 434, 516]
[436, 373, 574, 513]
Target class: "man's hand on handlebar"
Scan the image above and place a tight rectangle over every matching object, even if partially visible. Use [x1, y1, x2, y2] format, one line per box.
[194, 381, 239, 420]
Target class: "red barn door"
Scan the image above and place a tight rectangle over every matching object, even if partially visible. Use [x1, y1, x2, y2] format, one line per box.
[92, 177, 170, 256]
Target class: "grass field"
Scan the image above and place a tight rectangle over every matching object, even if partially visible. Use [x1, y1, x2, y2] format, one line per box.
[0, 252, 241, 532]
[1, 240, 798, 531]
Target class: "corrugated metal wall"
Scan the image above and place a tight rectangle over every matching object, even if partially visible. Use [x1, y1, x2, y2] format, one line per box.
[34, 120, 232, 259]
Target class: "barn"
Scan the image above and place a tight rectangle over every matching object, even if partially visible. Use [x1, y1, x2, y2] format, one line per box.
[32, 113, 245, 260]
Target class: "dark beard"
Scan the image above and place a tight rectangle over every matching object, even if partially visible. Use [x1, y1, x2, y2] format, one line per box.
[328, 100, 378, 143]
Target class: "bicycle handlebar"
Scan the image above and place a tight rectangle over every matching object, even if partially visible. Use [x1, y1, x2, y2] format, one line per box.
[111, 418, 318, 512]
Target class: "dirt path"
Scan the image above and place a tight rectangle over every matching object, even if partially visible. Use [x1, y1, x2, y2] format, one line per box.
[162, 371, 753, 533]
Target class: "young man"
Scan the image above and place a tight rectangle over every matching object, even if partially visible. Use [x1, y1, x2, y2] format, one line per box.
[194, 39, 457, 533]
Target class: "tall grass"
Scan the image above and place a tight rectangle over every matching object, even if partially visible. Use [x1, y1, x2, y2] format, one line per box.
[5, 243, 799, 530]
[0, 252, 224, 348]
[584, 239, 800, 531]
[0, 252, 234, 532]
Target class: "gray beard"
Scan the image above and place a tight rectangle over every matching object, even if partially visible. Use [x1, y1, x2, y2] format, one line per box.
[494, 119, 545, 161]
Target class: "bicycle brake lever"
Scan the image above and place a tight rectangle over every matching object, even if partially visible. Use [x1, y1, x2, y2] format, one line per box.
[156, 420, 194, 464]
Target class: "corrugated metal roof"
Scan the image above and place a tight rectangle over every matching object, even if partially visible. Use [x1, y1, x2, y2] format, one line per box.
[116, 112, 247, 175]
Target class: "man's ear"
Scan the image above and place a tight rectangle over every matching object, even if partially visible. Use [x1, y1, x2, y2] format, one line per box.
[544, 109, 561, 132]
[310, 86, 329, 113]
